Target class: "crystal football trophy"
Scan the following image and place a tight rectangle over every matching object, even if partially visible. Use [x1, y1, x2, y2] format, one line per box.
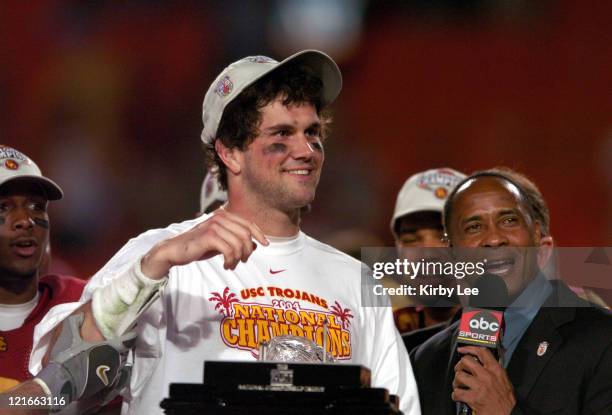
[258, 334, 335, 363]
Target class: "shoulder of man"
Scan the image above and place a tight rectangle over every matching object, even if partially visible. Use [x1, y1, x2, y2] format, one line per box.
[303, 233, 363, 267]
[403, 320, 450, 354]
[81, 215, 210, 300]
[130, 214, 210, 244]
[554, 302, 612, 344]
[545, 280, 612, 338]
[411, 319, 458, 364]
[39, 275, 86, 301]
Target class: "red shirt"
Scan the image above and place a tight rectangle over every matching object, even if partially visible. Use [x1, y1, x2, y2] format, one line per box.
[0, 275, 85, 387]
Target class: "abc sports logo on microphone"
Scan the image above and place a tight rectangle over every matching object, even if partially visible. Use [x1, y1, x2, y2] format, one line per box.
[457, 309, 503, 348]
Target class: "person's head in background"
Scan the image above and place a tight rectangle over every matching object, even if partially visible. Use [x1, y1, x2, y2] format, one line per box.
[390, 168, 465, 328]
[392, 168, 466, 249]
[0, 145, 63, 304]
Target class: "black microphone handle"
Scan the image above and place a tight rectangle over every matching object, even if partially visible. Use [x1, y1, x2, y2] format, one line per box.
[455, 342, 502, 415]
[455, 273, 508, 415]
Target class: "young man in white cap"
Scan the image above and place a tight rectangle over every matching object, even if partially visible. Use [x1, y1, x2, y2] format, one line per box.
[29, 51, 420, 414]
[0, 146, 85, 392]
[389, 168, 465, 350]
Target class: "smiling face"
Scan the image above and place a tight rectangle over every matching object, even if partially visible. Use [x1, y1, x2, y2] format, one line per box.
[0, 181, 49, 281]
[235, 97, 324, 212]
[447, 177, 546, 300]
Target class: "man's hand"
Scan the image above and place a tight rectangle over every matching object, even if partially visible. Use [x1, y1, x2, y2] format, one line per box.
[452, 346, 516, 415]
[142, 209, 269, 279]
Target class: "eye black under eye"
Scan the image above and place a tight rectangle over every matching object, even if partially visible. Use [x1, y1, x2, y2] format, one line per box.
[267, 143, 287, 153]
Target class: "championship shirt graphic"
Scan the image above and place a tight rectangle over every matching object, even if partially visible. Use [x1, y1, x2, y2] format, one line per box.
[0, 336, 21, 392]
[209, 286, 354, 359]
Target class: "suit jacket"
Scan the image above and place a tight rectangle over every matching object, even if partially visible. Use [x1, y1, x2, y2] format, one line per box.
[411, 281, 612, 415]
[403, 321, 449, 355]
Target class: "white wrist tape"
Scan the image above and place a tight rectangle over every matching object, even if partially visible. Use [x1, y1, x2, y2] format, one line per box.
[92, 257, 168, 339]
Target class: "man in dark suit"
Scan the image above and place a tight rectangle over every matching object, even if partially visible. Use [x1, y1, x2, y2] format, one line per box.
[411, 167, 612, 415]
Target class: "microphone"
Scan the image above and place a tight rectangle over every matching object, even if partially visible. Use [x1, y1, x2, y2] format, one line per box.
[455, 273, 509, 415]
[468, 272, 509, 310]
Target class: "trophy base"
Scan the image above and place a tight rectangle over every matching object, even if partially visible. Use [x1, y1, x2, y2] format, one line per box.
[160, 384, 402, 414]
[160, 362, 402, 414]
[204, 361, 371, 389]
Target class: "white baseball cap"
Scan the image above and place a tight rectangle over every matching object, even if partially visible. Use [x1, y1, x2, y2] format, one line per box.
[391, 167, 466, 236]
[199, 170, 227, 213]
[0, 145, 63, 200]
[200, 50, 342, 144]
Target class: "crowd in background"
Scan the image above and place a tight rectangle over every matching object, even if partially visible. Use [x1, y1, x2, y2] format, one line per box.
[2, 1, 611, 281]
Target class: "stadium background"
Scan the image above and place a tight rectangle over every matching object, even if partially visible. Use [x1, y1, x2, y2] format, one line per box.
[1, 1, 610, 279]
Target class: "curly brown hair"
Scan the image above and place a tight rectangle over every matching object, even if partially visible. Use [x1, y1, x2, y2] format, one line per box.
[203, 63, 332, 190]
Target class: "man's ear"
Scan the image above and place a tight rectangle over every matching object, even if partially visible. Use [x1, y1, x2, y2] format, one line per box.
[215, 140, 242, 175]
[533, 222, 553, 247]
[534, 222, 554, 270]
[539, 235, 554, 247]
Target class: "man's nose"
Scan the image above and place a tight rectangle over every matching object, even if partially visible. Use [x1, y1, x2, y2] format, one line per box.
[11, 208, 35, 231]
[480, 225, 508, 248]
[422, 234, 446, 248]
[291, 134, 316, 159]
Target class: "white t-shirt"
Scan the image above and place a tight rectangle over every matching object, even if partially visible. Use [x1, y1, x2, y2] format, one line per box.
[31, 215, 421, 415]
[0, 292, 39, 331]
